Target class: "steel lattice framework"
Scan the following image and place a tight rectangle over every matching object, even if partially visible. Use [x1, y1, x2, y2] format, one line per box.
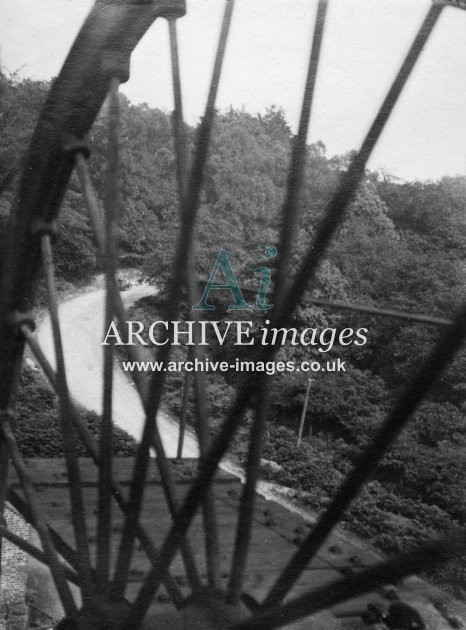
[0, 1, 465, 628]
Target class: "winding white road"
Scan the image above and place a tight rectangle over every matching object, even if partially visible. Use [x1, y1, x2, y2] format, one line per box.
[31, 285, 463, 626]
[36, 283, 199, 458]
[35, 282, 314, 516]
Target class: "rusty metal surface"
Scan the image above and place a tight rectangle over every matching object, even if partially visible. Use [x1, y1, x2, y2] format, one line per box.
[7, 458, 466, 629]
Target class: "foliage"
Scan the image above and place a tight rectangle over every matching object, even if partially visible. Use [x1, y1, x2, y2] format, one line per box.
[15, 368, 137, 457]
[2, 69, 465, 596]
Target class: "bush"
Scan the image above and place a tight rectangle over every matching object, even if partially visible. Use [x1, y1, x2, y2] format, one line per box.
[15, 368, 136, 457]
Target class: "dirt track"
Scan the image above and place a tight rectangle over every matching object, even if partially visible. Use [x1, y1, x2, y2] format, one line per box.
[36, 283, 199, 458]
[34, 283, 307, 512]
[30, 284, 466, 627]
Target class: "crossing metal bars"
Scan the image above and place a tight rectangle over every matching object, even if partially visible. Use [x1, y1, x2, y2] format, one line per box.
[0, 1, 465, 628]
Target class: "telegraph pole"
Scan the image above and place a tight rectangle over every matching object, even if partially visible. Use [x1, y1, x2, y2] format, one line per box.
[297, 378, 313, 447]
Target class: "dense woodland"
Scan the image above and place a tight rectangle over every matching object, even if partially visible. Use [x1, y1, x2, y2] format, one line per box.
[1, 71, 465, 595]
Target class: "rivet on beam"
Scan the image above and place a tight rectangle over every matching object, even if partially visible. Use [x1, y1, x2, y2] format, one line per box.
[30, 218, 58, 242]
[7, 311, 36, 338]
[61, 132, 91, 159]
[101, 51, 130, 85]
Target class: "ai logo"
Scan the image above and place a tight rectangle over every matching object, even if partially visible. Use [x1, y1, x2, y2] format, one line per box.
[192, 246, 277, 311]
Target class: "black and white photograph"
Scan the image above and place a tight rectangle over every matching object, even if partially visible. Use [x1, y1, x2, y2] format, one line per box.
[0, 1, 465, 628]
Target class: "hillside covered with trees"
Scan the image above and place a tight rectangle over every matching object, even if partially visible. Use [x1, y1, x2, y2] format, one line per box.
[1, 71, 465, 596]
